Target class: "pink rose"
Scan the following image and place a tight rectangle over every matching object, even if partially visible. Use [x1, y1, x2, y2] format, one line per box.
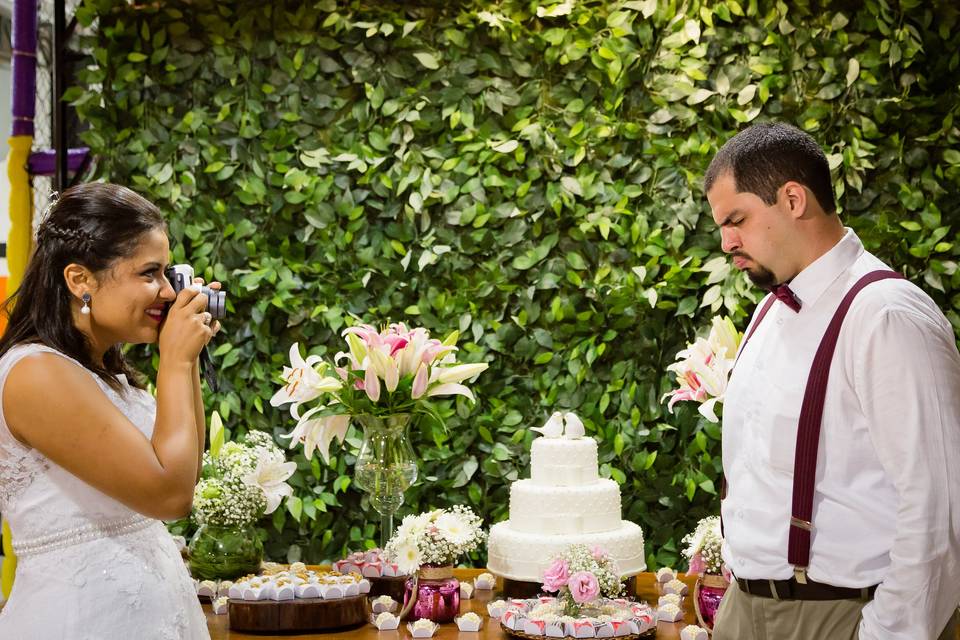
[688, 552, 705, 575]
[590, 545, 607, 561]
[542, 558, 570, 592]
[567, 571, 600, 604]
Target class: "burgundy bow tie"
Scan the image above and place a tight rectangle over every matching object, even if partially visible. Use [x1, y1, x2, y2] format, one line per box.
[770, 283, 802, 312]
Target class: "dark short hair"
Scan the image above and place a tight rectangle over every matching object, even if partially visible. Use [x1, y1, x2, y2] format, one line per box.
[704, 122, 836, 214]
[0, 182, 167, 390]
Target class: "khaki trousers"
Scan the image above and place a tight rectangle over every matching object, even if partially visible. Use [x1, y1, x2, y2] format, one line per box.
[713, 581, 959, 640]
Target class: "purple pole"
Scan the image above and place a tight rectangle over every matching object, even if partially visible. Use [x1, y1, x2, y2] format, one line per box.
[11, 0, 38, 137]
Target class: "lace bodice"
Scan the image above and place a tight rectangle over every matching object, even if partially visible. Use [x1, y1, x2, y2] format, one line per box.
[0, 343, 157, 540]
[0, 343, 208, 639]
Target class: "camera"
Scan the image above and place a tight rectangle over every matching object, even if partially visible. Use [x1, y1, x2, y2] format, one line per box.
[165, 264, 227, 319]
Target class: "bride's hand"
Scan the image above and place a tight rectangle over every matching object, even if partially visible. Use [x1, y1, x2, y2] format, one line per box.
[191, 276, 222, 340]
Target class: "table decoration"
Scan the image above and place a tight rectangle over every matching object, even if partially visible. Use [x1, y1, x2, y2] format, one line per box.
[681, 625, 710, 640]
[385, 505, 486, 623]
[188, 414, 295, 580]
[372, 611, 400, 630]
[541, 544, 624, 617]
[271, 324, 489, 545]
[474, 572, 496, 590]
[455, 611, 484, 632]
[371, 595, 397, 614]
[682, 515, 730, 631]
[496, 595, 655, 638]
[408, 619, 440, 637]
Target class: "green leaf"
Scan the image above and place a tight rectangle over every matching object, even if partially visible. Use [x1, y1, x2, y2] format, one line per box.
[287, 496, 303, 523]
[413, 52, 440, 69]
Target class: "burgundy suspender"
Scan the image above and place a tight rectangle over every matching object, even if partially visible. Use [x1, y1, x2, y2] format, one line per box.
[787, 269, 904, 582]
[723, 270, 905, 581]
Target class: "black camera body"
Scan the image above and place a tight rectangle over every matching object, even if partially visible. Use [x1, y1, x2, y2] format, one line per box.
[164, 264, 227, 319]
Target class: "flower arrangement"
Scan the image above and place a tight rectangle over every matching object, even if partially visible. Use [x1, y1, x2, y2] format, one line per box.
[542, 544, 624, 616]
[192, 413, 296, 527]
[662, 315, 741, 423]
[384, 506, 486, 574]
[271, 323, 489, 463]
[681, 516, 726, 577]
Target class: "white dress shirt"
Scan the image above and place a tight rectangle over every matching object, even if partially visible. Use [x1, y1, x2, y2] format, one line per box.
[721, 229, 960, 639]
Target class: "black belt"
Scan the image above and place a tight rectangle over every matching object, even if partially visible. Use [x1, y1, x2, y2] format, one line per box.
[736, 577, 877, 601]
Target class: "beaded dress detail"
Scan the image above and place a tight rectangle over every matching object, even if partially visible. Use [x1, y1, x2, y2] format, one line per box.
[0, 344, 209, 639]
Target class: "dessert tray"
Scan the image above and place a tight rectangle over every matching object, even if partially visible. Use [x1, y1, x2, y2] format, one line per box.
[225, 563, 371, 633]
[494, 596, 656, 639]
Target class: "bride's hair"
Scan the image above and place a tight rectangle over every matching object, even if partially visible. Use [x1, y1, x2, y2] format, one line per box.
[0, 182, 167, 391]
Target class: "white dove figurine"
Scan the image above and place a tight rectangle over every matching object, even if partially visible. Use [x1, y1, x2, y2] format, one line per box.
[531, 411, 564, 438]
[563, 413, 585, 439]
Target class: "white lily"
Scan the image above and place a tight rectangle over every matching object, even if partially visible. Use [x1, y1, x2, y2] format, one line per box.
[708, 316, 741, 360]
[243, 451, 297, 514]
[426, 383, 476, 402]
[280, 406, 351, 463]
[431, 362, 489, 385]
[270, 343, 343, 408]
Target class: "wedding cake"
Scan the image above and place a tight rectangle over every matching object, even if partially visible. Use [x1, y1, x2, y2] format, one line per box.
[487, 413, 646, 582]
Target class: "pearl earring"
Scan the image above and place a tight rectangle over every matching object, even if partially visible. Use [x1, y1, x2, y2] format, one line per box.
[80, 293, 91, 315]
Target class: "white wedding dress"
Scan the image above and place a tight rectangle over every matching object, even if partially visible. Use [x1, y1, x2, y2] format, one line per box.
[0, 343, 209, 639]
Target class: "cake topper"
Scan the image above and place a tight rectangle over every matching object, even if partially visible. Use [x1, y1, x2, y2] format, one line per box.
[563, 413, 585, 439]
[531, 411, 565, 438]
[531, 412, 586, 439]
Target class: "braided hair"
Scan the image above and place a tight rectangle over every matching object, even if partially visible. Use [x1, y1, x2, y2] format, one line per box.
[0, 183, 167, 391]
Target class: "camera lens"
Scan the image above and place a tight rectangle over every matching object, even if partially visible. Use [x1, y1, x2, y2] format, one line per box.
[203, 287, 226, 319]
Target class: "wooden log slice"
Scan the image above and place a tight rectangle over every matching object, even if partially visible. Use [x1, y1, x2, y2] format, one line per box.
[228, 594, 368, 632]
[367, 575, 408, 602]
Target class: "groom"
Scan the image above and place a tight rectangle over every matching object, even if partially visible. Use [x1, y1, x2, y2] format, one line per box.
[705, 122, 960, 640]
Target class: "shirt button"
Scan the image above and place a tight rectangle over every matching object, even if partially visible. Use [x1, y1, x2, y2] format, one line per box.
[777, 318, 784, 325]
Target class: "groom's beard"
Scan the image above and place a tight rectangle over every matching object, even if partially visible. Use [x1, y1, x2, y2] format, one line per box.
[734, 252, 778, 289]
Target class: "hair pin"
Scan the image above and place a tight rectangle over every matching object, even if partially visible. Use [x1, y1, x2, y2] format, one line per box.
[37, 190, 61, 226]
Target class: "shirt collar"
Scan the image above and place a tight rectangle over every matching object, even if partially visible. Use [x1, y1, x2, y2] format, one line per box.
[786, 228, 863, 311]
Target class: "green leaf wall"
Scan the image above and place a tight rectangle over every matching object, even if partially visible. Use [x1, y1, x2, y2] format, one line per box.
[71, 0, 960, 569]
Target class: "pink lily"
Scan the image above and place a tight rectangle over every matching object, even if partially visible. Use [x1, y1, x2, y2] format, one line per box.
[364, 366, 381, 402]
[411, 363, 429, 399]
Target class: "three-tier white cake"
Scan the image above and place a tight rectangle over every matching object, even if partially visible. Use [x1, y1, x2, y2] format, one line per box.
[487, 419, 646, 582]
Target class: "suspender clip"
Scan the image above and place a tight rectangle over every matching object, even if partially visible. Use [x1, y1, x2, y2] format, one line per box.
[790, 516, 813, 531]
[793, 566, 808, 584]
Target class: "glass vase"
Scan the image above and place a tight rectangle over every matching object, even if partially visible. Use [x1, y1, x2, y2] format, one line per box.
[401, 565, 460, 623]
[352, 414, 418, 547]
[187, 523, 263, 581]
[694, 572, 730, 630]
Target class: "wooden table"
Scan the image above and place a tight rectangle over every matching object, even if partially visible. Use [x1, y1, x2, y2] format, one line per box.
[205, 568, 699, 639]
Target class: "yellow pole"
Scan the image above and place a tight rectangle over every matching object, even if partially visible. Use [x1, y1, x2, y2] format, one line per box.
[2, 134, 35, 600]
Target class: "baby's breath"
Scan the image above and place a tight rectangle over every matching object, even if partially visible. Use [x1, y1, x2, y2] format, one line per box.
[192, 430, 282, 528]
[682, 515, 724, 574]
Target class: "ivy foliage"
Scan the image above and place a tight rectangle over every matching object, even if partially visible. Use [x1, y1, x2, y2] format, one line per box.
[70, 0, 960, 569]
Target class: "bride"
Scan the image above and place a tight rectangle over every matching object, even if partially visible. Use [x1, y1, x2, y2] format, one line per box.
[0, 183, 212, 638]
